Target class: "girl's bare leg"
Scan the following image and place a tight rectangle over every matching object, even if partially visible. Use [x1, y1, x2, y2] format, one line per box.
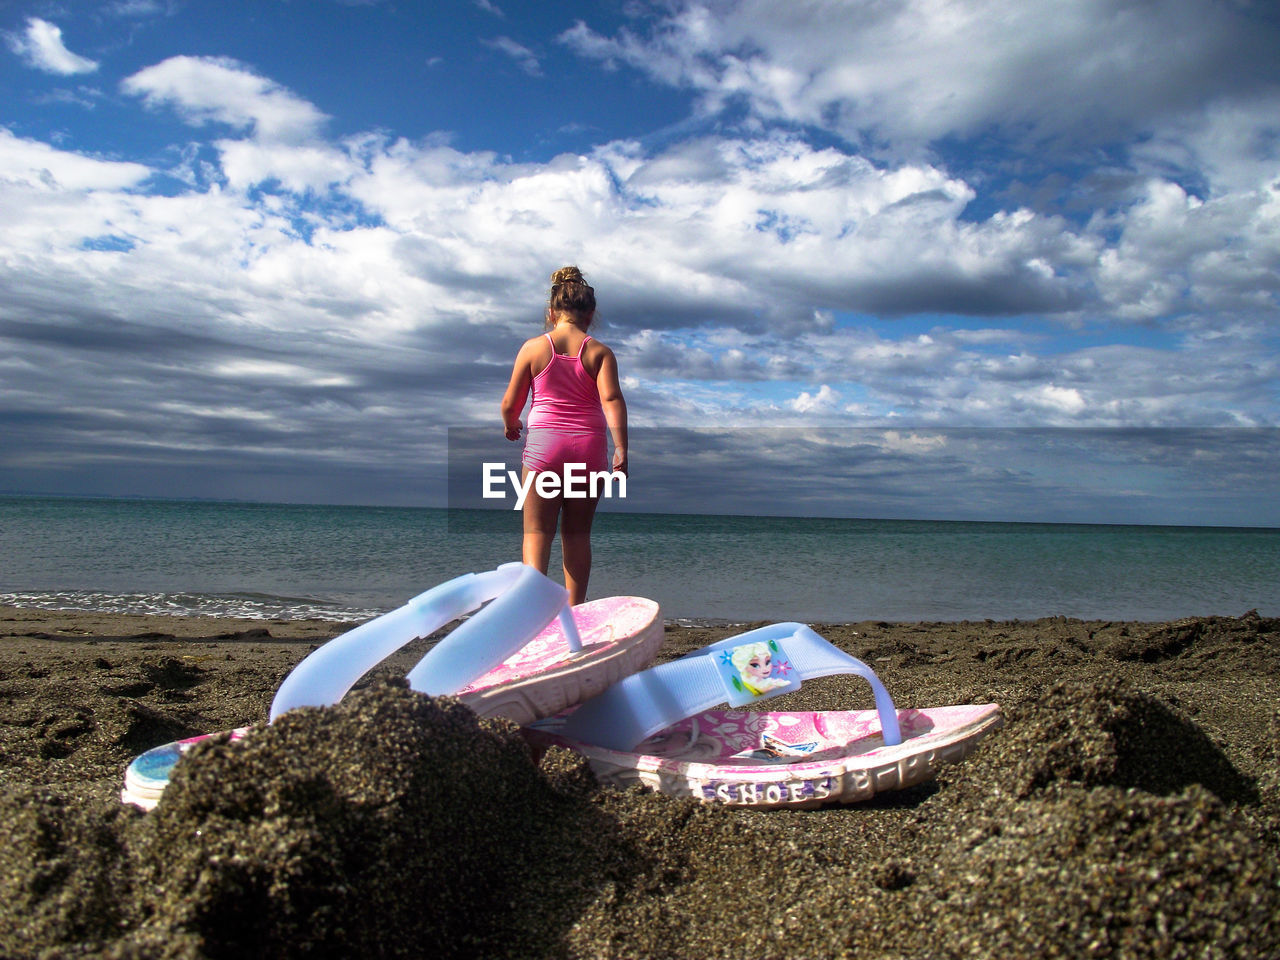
[559, 492, 600, 605]
[521, 468, 560, 573]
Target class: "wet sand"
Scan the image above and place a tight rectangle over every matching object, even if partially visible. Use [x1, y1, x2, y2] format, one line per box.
[1, 604, 1277, 958]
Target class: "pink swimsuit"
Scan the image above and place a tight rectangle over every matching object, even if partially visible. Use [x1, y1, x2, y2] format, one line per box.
[523, 333, 609, 474]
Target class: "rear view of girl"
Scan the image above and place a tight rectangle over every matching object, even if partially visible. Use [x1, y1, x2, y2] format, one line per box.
[501, 266, 628, 604]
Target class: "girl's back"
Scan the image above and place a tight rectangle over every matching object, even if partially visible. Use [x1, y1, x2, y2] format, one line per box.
[529, 327, 607, 380]
[526, 330, 606, 435]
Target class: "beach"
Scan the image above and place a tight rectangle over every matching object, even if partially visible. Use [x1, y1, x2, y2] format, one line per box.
[1, 604, 1277, 958]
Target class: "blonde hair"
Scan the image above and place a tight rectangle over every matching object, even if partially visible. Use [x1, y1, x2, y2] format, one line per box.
[730, 641, 773, 676]
[546, 265, 596, 328]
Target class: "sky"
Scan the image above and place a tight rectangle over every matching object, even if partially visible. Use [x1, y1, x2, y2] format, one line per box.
[1, 0, 1278, 525]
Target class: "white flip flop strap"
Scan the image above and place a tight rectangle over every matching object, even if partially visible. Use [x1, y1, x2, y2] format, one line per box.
[555, 622, 902, 751]
[270, 563, 575, 721]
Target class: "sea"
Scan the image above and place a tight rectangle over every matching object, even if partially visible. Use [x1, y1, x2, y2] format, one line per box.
[2, 495, 1278, 624]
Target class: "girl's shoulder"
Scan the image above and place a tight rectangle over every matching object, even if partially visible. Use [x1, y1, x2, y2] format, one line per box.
[520, 333, 553, 357]
[583, 334, 613, 358]
[512, 335, 550, 377]
[581, 335, 615, 378]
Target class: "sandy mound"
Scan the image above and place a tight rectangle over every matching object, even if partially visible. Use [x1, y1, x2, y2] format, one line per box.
[0, 677, 1275, 959]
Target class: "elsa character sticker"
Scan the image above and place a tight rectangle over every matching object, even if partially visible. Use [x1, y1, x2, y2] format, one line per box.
[713, 639, 801, 707]
[732, 642, 790, 696]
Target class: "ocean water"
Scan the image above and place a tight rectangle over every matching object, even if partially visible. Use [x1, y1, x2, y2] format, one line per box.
[2, 495, 1278, 624]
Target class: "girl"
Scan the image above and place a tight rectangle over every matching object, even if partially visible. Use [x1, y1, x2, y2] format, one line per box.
[501, 266, 628, 605]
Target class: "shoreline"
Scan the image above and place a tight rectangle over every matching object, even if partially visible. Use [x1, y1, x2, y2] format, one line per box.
[2, 606, 1277, 957]
[6, 600, 1270, 634]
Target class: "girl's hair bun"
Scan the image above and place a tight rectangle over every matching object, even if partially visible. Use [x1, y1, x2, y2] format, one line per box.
[551, 265, 586, 287]
[548, 265, 596, 322]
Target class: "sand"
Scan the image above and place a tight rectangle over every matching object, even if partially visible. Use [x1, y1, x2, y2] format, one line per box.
[0, 604, 1276, 958]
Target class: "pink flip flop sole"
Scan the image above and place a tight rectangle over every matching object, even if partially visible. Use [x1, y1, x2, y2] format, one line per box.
[526, 702, 1003, 808]
[457, 595, 663, 724]
[123, 594, 662, 810]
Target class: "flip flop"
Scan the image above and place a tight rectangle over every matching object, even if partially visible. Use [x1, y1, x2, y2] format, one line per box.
[122, 563, 663, 809]
[525, 622, 1002, 808]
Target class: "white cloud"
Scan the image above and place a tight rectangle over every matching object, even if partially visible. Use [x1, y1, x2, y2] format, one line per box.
[0, 128, 150, 191]
[106, 0, 173, 16]
[482, 36, 541, 77]
[211, 359, 355, 388]
[34, 85, 105, 110]
[5, 17, 99, 75]
[5, 107, 1270, 374]
[0, 121, 1259, 351]
[791, 384, 840, 413]
[216, 138, 355, 193]
[562, 1, 1280, 172]
[122, 56, 329, 142]
[1024, 384, 1088, 417]
[1135, 94, 1280, 196]
[879, 430, 948, 453]
[1097, 178, 1280, 319]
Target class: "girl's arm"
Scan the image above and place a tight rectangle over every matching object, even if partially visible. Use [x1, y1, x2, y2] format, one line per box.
[501, 343, 534, 441]
[596, 347, 628, 474]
